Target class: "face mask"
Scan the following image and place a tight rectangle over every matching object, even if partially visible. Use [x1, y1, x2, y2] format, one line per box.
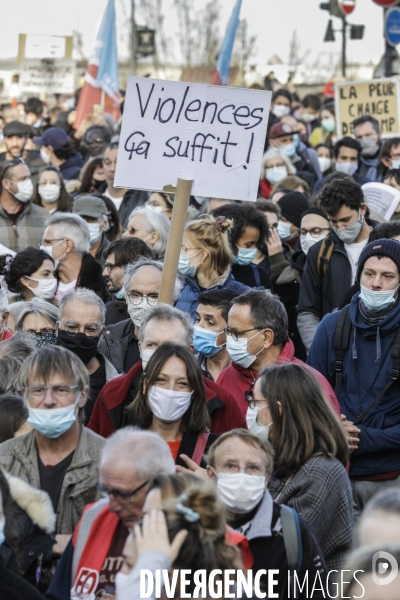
[148, 205, 164, 213]
[300, 233, 327, 255]
[40, 240, 65, 269]
[302, 112, 316, 123]
[87, 223, 102, 244]
[114, 287, 125, 300]
[178, 252, 202, 277]
[215, 472, 266, 514]
[57, 330, 100, 365]
[226, 330, 264, 369]
[193, 325, 224, 357]
[265, 166, 288, 185]
[277, 220, 293, 241]
[141, 348, 154, 369]
[332, 211, 363, 244]
[92, 178, 104, 190]
[318, 156, 332, 173]
[148, 385, 193, 422]
[335, 161, 358, 177]
[115, 572, 131, 596]
[233, 247, 257, 266]
[28, 396, 80, 439]
[321, 118, 335, 133]
[35, 332, 58, 348]
[359, 137, 379, 158]
[128, 302, 154, 327]
[40, 147, 51, 164]
[8, 178, 33, 203]
[360, 283, 400, 312]
[38, 184, 60, 203]
[0, 520, 5, 546]
[390, 159, 400, 170]
[292, 133, 299, 146]
[272, 105, 290, 118]
[249, 417, 273, 441]
[279, 142, 297, 158]
[25, 276, 57, 300]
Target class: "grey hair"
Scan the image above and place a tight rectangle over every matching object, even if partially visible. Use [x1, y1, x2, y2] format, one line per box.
[123, 256, 181, 303]
[101, 426, 175, 479]
[0, 331, 36, 394]
[260, 148, 296, 180]
[128, 207, 170, 259]
[45, 212, 90, 255]
[15, 298, 59, 331]
[139, 304, 194, 346]
[59, 288, 106, 325]
[231, 290, 288, 347]
[0, 288, 8, 315]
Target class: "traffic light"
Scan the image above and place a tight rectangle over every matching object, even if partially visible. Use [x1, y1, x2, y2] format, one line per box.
[319, 0, 342, 17]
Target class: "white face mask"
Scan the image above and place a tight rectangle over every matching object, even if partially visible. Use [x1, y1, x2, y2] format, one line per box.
[148, 385, 192, 422]
[40, 147, 51, 164]
[335, 161, 358, 177]
[276, 219, 293, 241]
[301, 111, 316, 123]
[8, 178, 33, 203]
[318, 156, 332, 174]
[215, 471, 266, 514]
[148, 205, 164, 213]
[127, 300, 157, 327]
[300, 233, 327, 255]
[38, 184, 60, 203]
[40, 239, 66, 269]
[87, 222, 102, 244]
[272, 104, 290, 118]
[141, 348, 154, 369]
[25, 276, 57, 300]
[265, 166, 288, 185]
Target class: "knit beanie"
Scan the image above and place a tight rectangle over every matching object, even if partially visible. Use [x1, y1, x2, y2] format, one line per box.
[356, 238, 400, 282]
[300, 207, 329, 221]
[277, 192, 310, 229]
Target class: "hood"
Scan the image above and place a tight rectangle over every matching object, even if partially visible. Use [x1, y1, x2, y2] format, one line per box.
[289, 248, 307, 273]
[62, 152, 84, 169]
[351, 293, 400, 340]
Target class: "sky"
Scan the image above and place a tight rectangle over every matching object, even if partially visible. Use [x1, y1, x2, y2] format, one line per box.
[0, 0, 391, 69]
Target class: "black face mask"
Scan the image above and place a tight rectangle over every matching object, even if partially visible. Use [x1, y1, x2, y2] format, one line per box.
[57, 330, 100, 365]
[92, 178, 104, 190]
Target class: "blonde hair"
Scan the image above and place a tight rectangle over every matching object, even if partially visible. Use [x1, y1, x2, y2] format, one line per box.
[185, 214, 233, 278]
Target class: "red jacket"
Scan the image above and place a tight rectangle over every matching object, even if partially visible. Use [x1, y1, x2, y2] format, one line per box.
[216, 338, 341, 419]
[88, 360, 247, 438]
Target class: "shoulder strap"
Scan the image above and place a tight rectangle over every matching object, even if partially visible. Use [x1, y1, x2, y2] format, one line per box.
[317, 237, 334, 277]
[354, 326, 400, 426]
[333, 305, 352, 396]
[280, 504, 302, 571]
[250, 263, 261, 288]
[192, 433, 209, 466]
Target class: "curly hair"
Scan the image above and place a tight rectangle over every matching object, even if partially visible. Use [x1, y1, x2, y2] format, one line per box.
[0, 248, 54, 298]
[319, 177, 364, 215]
[211, 202, 270, 254]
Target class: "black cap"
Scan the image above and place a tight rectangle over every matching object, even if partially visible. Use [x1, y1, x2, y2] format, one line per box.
[277, 192, 310, 229]
[3, 121, 30, 138]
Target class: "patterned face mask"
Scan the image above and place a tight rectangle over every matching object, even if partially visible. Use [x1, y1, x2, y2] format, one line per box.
[35, 332, 58, 348]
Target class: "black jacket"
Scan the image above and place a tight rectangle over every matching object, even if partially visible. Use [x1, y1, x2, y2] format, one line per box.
[94, 184, 148, 228]
[98, 318, 139, 372]
[231, 263, 270, 289]
[75, 253, 110, 303]
[105, 294, 129, 326]
[0, 558, 45, 600]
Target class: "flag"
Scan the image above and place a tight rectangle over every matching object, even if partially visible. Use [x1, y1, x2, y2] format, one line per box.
[74, 0, 120, 129]
[211, 0, 243, 86]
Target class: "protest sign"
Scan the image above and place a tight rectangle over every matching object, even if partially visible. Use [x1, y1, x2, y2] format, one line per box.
[335, 78, 400, 137]
[362, 182, 400, 221]
[19, 59, 76, 94]
[115, 77, 271, 201]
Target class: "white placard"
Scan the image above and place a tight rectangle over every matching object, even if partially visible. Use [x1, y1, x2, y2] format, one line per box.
[362, 182, 400, 221]
[115, 77, 271, 201]
[25, 34, 67, 59]
[20, 59, 76, 94]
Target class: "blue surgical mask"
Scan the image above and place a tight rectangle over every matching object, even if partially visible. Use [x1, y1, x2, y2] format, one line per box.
[360, 283, 400, 312]
[87, 223, 101, 244]
[114, 287, 125, 299]
[277, 220, 293, 241]
[292, 133, 299, 146]
[27, 397, 80, 439]
[178, 251, 202, 277]
[0, 520, 5, 546]
[193, 325, 225, 357]
[279, 142, 297, 158]
[233, 246, 257, 266]
[226, 330, 264, 368]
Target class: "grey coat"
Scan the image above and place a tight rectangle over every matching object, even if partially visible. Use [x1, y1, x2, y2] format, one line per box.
[268, 455, 353, 571]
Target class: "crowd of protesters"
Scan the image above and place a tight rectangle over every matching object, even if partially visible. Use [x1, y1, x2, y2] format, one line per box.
[0, 84, 399, 599]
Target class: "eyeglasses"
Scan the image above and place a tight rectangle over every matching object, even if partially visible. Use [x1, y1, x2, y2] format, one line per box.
[224, 327, 262, 342]
[96, 480, 149, 501]
[247, 396, 269, 411]
[103, 263, 120, 273]
[217, 463, 267, 476]
[59, 322, 103, 337]
[127, 292, 158, 306]
[298, 227, 330, 238]
[1, 157, 25, 181]
[25, 384, 79, 401]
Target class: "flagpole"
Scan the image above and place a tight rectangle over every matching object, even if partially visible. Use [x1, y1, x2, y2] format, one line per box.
[131, 0, 136, 75]
[100, 89, 105, 109]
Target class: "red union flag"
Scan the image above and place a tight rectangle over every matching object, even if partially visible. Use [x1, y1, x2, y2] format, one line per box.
[74, 0, 120, 129]
[339, 0, 356, 15]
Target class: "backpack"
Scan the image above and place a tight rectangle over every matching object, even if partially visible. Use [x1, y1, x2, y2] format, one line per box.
[333, 304, 400, 425]
[317, 237, 334, 277]
[280, 505, 303, 599]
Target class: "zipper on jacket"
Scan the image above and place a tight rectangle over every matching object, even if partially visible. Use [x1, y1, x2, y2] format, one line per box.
[13, 224, 19, 237]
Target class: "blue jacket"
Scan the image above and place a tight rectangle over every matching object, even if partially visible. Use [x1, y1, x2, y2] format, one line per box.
[175, 270, 250, 320]
[59, 152, 84, 181]
[308, 294, 400, 477]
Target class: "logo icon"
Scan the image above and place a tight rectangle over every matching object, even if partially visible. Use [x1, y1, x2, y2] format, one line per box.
[372, 551, 398, 586]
